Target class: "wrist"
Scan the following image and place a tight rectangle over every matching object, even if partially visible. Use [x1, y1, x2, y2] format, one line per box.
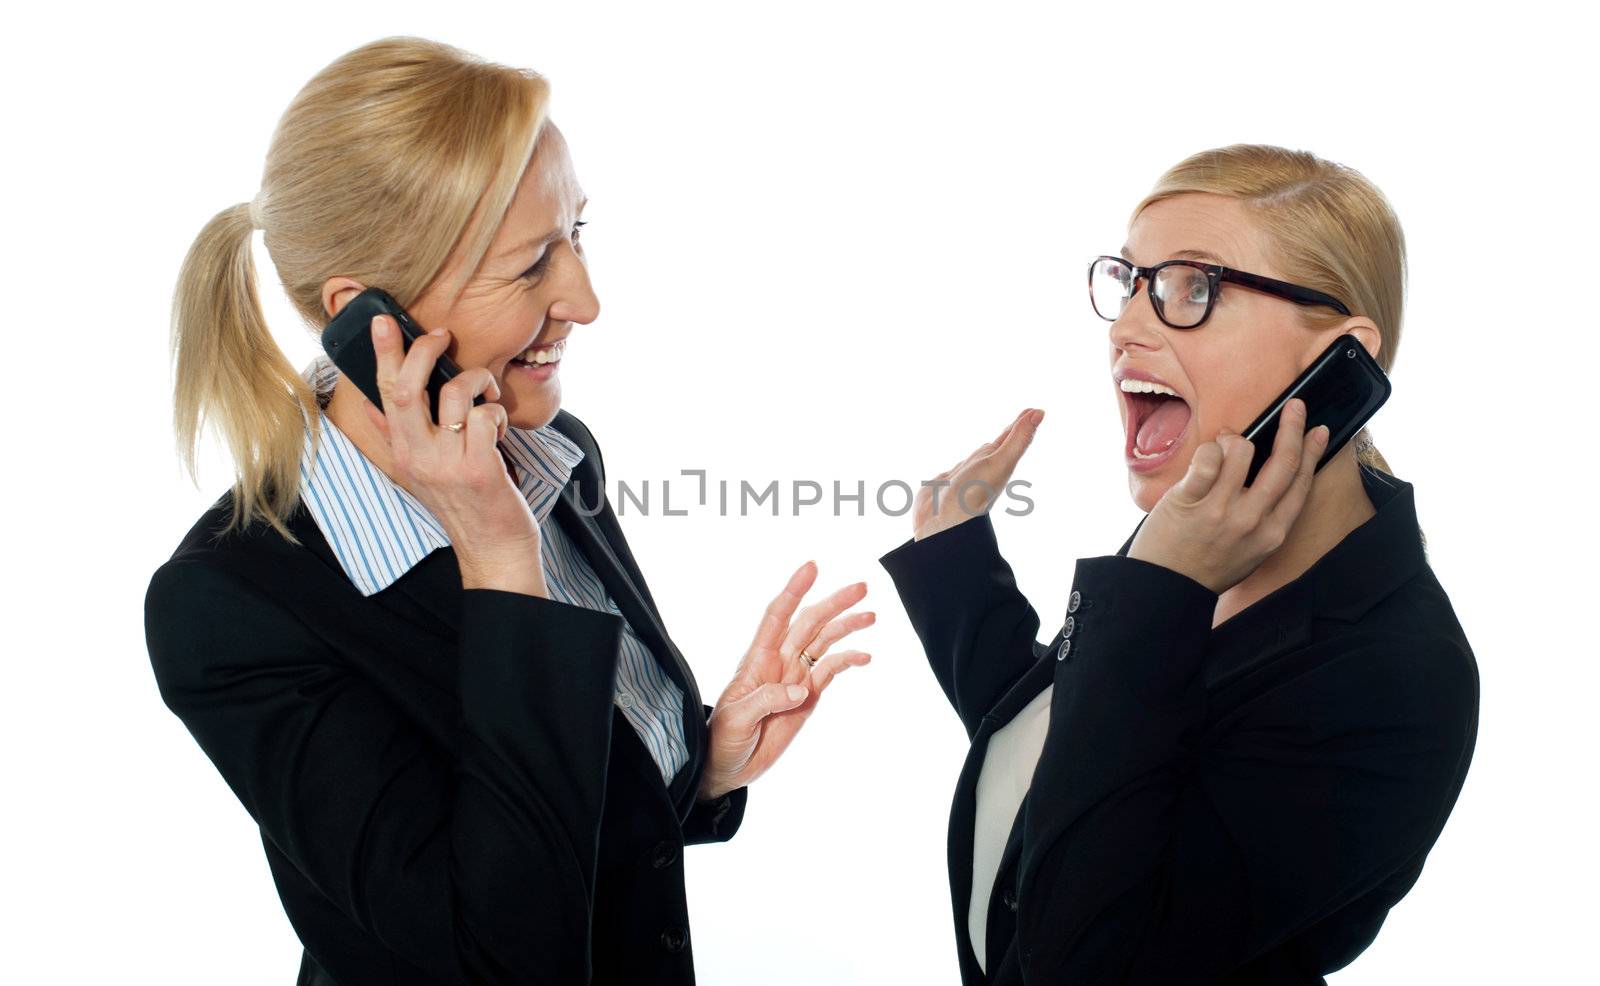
[458, 558, 548, 597]
[696, 773, 730, 803]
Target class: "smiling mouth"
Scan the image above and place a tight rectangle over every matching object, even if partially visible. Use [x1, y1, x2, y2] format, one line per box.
[510, 338, 566, 367]
[1124, 390, 1193, 459]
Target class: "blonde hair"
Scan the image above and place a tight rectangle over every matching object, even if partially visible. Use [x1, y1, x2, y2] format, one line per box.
[168, 36, 551, 545]
[1129, 144, 1406, 481]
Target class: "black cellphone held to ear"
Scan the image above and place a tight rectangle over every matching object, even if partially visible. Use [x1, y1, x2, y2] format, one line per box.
[320, 286, 485, 424]
[1240, 333, 1391, 487]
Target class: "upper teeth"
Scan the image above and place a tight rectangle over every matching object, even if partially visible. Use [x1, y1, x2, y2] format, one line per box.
[518, 339, 565, 364]
[1119, 378, 1182, 398]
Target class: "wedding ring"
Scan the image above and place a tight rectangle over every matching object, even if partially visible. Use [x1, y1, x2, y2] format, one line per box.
[799, 648, 815, 670]
[441, 421, 465, 433]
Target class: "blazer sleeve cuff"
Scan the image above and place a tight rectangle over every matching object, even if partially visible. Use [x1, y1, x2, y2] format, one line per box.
[878, 512, 1005, 604]
[456, 588, 625, 805]
[1033, 553, 1219, 808]
[682, 785, 748, 845]
[880, 513, 1044, 736]
[682, 706, 748, 845]
[1063, 554, 1219, 696]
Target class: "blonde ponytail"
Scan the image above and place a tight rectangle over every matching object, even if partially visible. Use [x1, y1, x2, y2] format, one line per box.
[169, 200, 320, 545]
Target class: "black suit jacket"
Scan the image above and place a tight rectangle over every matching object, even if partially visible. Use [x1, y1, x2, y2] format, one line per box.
[144, 410, 747, 986]
[880, 462, 1478, 985]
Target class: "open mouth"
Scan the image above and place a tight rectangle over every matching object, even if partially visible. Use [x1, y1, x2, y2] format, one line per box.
[1124, 390, 1193, 464]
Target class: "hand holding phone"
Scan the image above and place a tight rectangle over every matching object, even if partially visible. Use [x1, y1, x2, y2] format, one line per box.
[1239, 333, 1391, 487]
[322, 288, 545, 596]
[321, 286, 486, 424]
[1126, 333, 1388, 593]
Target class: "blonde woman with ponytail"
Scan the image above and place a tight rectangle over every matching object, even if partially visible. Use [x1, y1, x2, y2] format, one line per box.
[881, 145, 1478, 984]
[145, 36, 873, 986]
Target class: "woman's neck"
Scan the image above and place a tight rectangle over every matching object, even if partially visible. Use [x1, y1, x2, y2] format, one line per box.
[1211, 445, 1377, 630]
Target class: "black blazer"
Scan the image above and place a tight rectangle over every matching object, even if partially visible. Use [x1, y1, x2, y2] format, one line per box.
[144, 409, 747, 986]
[880, 462, 1478, 985]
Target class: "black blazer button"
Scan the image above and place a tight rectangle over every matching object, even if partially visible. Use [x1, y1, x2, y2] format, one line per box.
[1056, 638, 1072, 662]
[1062, 615, 1074, 637]
[650, 840, 680, 869]
[1067, 590, 1081, 614]
[1002, 887, 1018, 912]
[660, 926, 689, 953]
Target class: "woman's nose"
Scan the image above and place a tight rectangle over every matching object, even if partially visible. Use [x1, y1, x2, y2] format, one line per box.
[1109, 280, 1165, 348]
[553, 263, 601, 325]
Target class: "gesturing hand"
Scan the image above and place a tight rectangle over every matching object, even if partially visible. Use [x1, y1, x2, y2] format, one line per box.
[1127, 397, 1331, 594]
[697, 562, 875, 802]
[912, 408, 1045, 541]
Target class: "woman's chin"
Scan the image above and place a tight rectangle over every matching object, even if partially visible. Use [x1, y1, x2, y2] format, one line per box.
[503, 392, 562, 432]
[1127, 466, 1182, 513]
[495, 371, 562, 430]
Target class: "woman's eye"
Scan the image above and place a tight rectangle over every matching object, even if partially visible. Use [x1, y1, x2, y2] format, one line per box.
[520, 254, 552, 280]
[520, 221, 587, 281]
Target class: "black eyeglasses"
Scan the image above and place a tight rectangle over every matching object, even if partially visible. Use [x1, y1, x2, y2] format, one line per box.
[1088, 254, 1351, 330]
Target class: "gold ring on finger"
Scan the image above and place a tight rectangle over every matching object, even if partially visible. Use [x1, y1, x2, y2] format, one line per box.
[799, 649, 815, 670]
[441, 421, 465, 433]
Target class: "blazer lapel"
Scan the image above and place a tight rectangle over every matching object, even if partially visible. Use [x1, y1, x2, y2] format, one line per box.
[551, 481, 708, 808]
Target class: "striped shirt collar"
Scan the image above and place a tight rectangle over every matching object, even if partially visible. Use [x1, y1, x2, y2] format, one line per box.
[296, 353, 585, 597]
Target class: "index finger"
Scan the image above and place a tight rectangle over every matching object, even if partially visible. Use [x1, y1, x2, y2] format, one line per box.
[1241, 397, 1310, 512]
[373, 315, 447, 449]
[778, 580, 870, 667]
[749, 560, 818, 654]
[991, 407, 1044, 473]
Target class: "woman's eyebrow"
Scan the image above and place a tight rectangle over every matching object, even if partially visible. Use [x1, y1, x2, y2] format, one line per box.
[496, 199, 590, 263]
[498, 228, 562, 263]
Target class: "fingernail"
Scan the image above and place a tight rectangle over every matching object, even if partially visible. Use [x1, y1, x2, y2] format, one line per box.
[786, 685, 808, 701]
[371, 315, 389, 339]
[1316, 425, 1330, 442]
[429, 327, 446, 336]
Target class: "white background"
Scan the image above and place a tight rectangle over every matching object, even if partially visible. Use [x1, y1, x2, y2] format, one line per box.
[6, 1, 1595, 982]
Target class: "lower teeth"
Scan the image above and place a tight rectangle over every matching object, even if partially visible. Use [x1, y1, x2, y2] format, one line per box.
[1132, 440, 1174, 459]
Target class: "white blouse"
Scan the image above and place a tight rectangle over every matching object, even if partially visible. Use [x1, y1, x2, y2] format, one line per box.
[969, 681, 1055, 973]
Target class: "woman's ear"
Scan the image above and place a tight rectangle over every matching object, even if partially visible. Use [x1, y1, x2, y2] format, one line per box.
[1341, 316, 1383, 363]
[320, 277, 369, 319]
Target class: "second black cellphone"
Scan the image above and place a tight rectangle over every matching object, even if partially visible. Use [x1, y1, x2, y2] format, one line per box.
[1239, 333, 1391, 487]
[320, 286, 485, 424]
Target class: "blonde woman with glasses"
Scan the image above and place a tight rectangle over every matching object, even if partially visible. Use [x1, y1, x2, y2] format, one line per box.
[882, 145, 1478, 985]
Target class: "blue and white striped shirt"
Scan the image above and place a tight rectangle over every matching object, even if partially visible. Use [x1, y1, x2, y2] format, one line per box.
[296, 354, 689, 786]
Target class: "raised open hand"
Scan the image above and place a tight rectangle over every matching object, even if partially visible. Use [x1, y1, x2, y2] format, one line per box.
[912, 408, 1045, 541]
[697, 562, 874, 801]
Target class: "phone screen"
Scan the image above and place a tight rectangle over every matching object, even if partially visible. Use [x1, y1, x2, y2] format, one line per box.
[1240, 334, 1392, 487]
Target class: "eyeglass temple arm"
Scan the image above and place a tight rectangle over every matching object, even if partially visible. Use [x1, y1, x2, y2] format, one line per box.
[1220, 267, 1351, 316]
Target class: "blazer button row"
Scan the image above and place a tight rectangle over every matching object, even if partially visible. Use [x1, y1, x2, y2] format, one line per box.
[1057, 603, 1080, 662]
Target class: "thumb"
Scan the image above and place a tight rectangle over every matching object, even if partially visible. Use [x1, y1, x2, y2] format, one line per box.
[726, 682, 810, 733]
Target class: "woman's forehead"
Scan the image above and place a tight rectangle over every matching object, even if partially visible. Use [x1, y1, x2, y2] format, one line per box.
[1126, 193, 1266, 271]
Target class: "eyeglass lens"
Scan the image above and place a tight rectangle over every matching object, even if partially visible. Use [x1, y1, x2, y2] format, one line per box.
[1090, 257, 1212, 328]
